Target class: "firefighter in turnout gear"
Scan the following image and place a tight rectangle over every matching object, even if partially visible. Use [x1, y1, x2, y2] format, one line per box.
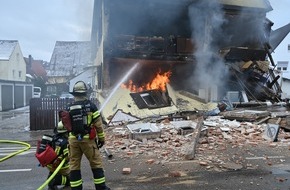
[36, 121, 70, 190]
[67, 81, 110, 190]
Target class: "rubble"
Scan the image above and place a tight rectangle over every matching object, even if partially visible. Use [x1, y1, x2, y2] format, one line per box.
[122, 168, 131, 175]
[103, 105, 290, 173]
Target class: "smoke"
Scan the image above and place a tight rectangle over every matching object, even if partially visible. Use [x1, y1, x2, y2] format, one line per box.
[108, 0, 187, 36]
[63, 0, 94, 40]
[188, 0, 228, 91]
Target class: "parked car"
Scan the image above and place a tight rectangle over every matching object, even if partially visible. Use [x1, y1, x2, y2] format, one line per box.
[59, 92, 74, 100]
[33, 87, 41, 98]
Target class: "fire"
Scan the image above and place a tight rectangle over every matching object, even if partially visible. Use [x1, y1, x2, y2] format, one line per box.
[122, 70, 172, 92]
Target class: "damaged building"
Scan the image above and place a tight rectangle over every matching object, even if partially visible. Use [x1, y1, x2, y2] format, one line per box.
[90, 0, 290, 122]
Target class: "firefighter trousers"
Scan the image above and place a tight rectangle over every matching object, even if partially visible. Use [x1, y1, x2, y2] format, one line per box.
[69, 138, 109, 189]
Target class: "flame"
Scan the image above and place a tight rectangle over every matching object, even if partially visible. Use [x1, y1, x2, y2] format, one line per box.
[121, 70, 172, 92]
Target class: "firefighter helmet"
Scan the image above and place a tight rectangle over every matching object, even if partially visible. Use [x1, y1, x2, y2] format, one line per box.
[71, 81, 87, 96]
[57, 121, 67, 134]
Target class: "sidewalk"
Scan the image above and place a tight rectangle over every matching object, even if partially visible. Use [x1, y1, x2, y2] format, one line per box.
[0, 106, 51, 145]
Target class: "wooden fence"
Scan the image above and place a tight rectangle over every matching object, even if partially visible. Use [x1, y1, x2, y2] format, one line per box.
[29, 98, 100, 131]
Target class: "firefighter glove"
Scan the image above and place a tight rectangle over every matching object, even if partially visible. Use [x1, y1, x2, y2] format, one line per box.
[97, 140, 105, 148]
[52, 158, 61, 169]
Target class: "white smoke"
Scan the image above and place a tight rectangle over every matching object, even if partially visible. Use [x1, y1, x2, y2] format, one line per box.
[188, 0, 228, 91]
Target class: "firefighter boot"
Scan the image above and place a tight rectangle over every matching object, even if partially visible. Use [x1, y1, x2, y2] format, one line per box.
[47, 173, 57, 190]
[92, 168, 110, 190]
[70, 170, 83, 190]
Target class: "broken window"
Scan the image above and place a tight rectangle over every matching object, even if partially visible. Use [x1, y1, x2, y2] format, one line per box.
[130, 89, 171, 109]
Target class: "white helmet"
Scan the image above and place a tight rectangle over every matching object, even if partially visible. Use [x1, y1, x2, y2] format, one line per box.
[57, 121, 67, 134]
[71, 81, 87, 96]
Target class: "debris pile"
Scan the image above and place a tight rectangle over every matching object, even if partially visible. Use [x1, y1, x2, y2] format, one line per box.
[104, 119, 198, 162]
[103, 107, 290, 171]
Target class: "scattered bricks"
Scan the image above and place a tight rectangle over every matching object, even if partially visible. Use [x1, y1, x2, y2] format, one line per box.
[281, 134, 290, 139]
[163, 137, 170, 142]
[129, 144, 137, 149]
[155, 138, 163, 143]
[248, 142, 258, 146]
[198, 148, 205, 151]
[114, 141, 125, 146]
[127, 151, 134, 156]
[146, 159, 155, 164]
[208, 146, 214, 150]
[199, 138, 208, 144]
[168, 171, 181, 177]
[199, 161, 208, 166]
[172, 142, 181, 147]
[269, 143, 277, 148]
[162, 118, 170, 124]
[122, 168, 131, 175]
[207, 137, 215, 143]
[169, 129, 178, 135]
[216, 128, 222, 135]
[246, 129, 255, 134]
[276, 177, 286, 182]
[161, 151, 170, 156]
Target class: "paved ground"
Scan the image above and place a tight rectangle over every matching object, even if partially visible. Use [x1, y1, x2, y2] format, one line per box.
[1, 106, 290, 190]
[0, 106, 46, 144]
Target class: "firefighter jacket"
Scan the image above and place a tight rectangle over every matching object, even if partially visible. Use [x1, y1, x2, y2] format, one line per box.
[46, 134, 70, 175]
[67, 97, 105, 142]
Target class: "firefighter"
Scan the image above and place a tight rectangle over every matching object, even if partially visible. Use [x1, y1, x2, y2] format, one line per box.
[36, 121, 70, 190]
[67, 81, 110, 190]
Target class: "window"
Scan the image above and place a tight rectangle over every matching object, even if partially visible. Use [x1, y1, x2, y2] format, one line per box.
[277, 61, 289, 71]
[140, 93, 156, 107]
[130, 89, 171, 109]
[19, 71, 22, 78]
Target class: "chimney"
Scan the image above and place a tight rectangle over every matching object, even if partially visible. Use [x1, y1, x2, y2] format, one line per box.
[28, 54, 33, 69]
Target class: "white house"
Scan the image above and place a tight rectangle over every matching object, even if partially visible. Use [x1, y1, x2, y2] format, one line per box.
[0, 40, 33, 110]
[276, 44, 290, 99]
[0, 40, 26, 81]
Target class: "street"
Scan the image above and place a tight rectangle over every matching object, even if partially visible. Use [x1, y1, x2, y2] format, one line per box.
[1, 143, 290, 190]
[0, 106, 290, 189]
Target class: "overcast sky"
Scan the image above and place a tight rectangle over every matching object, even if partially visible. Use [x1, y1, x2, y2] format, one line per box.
[0, 0, 93, 61]
[0, 0, 289, 63]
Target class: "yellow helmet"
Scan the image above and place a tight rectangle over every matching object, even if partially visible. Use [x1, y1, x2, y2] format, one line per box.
[71, 81, 87, 96]
[57, 121, 67, 133]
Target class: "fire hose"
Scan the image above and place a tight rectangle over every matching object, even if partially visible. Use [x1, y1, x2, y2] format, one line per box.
[36, 158, 66, 190]
[37, 148, 110, 190]
[0, 139, 31, 162]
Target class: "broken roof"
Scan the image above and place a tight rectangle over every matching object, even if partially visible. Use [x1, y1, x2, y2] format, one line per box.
[99, 84, 217, 123]
[0, 40, 18, 60]
[47, 41, 91, 77]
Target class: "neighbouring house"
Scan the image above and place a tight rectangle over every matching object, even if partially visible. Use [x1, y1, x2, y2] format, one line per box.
[24, 55, 48, 96]
[0, 40, 33, 110]
[68, 66, 98, 96]
[275, 61, 290, 99]
[0, 40, 26, 81]
[281, 72, 290, 99]
[46, 41, 92, 96]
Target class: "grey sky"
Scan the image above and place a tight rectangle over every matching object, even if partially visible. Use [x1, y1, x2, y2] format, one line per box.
[0, 0, 93, 61]
[267, 0, 290, 63]
[0, 0, 289, 63]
